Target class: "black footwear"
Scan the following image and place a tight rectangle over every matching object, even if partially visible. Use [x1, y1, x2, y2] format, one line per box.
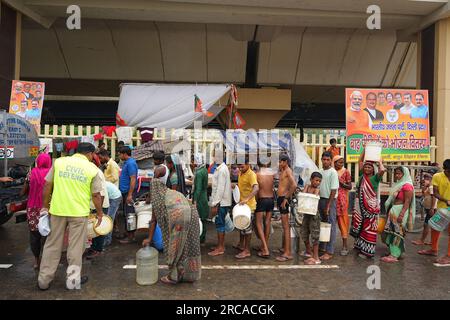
[86, 250, 102, 260]
[81, 276, 88, 285]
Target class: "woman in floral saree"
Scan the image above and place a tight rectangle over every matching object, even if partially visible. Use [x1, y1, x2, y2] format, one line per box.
[142, 179, 201, 284]
[350, 149, 386, 258]
[381, 166, 416, 263]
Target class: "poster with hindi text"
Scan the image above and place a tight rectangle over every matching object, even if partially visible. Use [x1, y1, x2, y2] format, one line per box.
[346, 88, 430, 162]
[9, 80, 45, 134]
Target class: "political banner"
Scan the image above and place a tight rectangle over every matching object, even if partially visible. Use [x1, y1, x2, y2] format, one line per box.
[346, 88, 430, 162]
[9, 80, 45, 134]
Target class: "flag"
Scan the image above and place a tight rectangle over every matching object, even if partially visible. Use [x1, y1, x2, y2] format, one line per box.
[194, 94, 203, 113]
[233, 111, 246, 129]
[194, 94, 213, 117]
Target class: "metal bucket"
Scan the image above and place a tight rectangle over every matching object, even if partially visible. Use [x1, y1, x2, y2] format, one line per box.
[126, 212, 137, 232]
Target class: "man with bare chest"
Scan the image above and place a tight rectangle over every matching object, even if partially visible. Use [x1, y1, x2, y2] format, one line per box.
[254, 163, 275, 258]
[275, 154, 297, 262]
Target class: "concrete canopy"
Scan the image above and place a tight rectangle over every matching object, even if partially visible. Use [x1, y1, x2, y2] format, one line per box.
[13, 0, 449, 105]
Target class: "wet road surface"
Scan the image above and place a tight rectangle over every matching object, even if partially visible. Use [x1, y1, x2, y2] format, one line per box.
[0, 217, 449, 300]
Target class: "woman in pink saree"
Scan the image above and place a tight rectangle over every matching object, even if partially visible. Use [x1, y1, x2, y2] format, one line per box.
[21, 153, 52, 269]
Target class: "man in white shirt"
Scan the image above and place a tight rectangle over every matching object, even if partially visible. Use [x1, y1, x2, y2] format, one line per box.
[208, 152, 232, 257]
[400, 93, 416, 115]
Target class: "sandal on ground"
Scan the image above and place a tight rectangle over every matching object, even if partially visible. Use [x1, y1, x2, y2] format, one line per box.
[320, 253, 333, 261]
[418, 249, 437, 256]
[304, 257, 321, 265]
[340, 249, 349, 256]
[208, 250, 225, 257]
[160, 276, 177, 285]
[232, 245, 244, 251]
[276, 255, 293, 262]
[435, 256, 450, 265]
[299, 250, 312, 258]
[381, 255, 399, 263]
[257, 252, 270, 259]
[272, 248, 284, 254]
[412, 240, 425, 245]
[424, 241, 432, 245]
[235, 252, 251, 259]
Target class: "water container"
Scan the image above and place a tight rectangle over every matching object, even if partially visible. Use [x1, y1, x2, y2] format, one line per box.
[126, 212, 137, 232]
[136, 245, 159, 285]
[377, 216, 387, 234]
[428, 208, 450, 232]
[319, 222, 331, 242]
[365, 141, 383, 162]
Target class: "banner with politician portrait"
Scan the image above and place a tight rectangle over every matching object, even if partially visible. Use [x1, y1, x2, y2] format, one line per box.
[9, 80, 45, 134]
[346, 88, 430, 162]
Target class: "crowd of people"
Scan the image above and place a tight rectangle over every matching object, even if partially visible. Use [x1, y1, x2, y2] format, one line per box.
[11, 139, 450, 290]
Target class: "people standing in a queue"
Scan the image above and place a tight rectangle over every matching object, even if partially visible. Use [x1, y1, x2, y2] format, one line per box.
[333, 155, 352, 256]
[153, 151, 169, 184]
[350, 149, 386, 259]
[301, 172, 322, 265]
[418, 159, 450, 265]
[234, 158, 259, 260]
[166, 154, 187, 196]
[118, 146, 138, 244]
[192, 154, 209, 244]
[275, 154, 297, 262]
[381, 166, 416, 263]
[103, 181, 122, 247]
[86, 153, 110, 259]
[142, 179, 201, 284]
[318, 152, 339, 261]
[254, 161, 275, 258]
[208, 151, 232, 257]
[98, 149, 120, 187]
[20, 153, 52, 269]
[38, 143, 104, 290]
[412, 174, 433, 246]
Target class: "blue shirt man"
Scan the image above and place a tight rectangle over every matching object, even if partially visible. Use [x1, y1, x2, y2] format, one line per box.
[410, 104, 428, 119]
[119, 155, 138, 193]
[411, 93, 428, 119]
[118, 146, 139, 243]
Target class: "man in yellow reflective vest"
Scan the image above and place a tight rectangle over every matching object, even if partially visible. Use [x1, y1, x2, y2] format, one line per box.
[38, 143, 104, 290]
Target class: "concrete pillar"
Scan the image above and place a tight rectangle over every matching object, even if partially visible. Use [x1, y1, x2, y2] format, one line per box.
[434, 18, 450, 161]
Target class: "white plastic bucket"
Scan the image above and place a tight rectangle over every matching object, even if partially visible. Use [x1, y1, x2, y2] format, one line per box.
[365, 141, 383, 162]
[134, 201, 152, 214]
[429, 208, 450, 232]
[319, 222, 331, 242]
[137, 211, 152, 230]
[94, 215, 113, 236]
[296, 193, 320, 216]
[232, 204, 252, 230]
[86, 215, 98, 239]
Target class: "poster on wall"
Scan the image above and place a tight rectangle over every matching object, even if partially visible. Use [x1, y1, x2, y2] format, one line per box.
[346, 88, 431, 162]
[8, 80, 45, 134]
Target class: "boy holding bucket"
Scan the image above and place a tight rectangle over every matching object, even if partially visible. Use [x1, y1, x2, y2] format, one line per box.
[300, 172, 323, 265]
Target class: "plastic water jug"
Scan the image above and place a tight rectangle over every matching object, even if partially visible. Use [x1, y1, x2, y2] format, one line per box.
[429, 208, 450, 232]
[136, 245, 159, 285]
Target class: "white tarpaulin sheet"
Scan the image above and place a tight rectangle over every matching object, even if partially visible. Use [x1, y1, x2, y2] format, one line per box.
[117, 83, 231, 128]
